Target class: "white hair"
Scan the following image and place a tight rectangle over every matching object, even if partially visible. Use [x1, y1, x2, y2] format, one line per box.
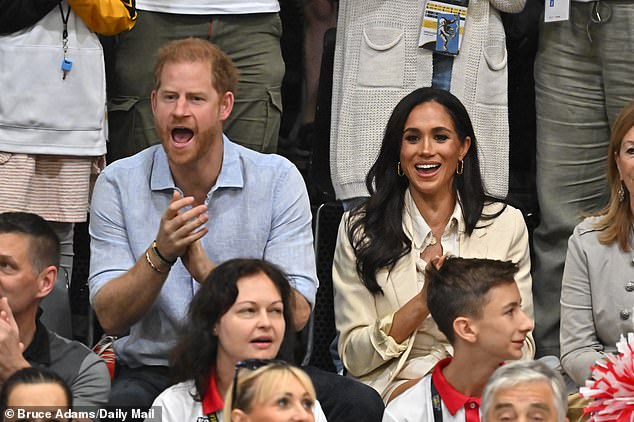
[481, 360, 567, 422]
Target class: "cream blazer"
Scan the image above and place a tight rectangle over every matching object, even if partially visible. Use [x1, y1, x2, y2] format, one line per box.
[332, 202, 535, 399]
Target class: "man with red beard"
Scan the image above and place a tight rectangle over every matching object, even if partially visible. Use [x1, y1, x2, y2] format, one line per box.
[88, 38, 383, 420]
[89, 36, 314, 407]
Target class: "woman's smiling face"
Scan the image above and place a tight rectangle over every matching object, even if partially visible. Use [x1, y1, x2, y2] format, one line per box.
[399, 101, 470, 205]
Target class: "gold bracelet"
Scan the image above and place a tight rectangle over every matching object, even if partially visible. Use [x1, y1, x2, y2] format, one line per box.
[152, 240, 176, 266]
[145, 250, 168, 274]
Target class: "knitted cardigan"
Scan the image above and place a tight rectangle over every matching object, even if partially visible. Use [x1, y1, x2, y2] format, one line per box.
[330, 0, 526, 200]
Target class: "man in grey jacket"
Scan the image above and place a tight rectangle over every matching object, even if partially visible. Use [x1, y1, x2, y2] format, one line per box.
[0, 212, 110, 406]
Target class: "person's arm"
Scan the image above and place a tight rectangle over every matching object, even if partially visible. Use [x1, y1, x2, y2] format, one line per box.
[264, 164, 317, 331]
[70, 351, 111, 407]
[0, 0, 61, 35]
[387, 291, 428, 344]
[333, 216, 422, 377]
[89, 173, 208, 335]
[560, 225, 604, 386]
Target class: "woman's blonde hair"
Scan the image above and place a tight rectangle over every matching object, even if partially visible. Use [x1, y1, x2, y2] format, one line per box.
[223, 363, 316, 420]
[593, 102, 634, 250]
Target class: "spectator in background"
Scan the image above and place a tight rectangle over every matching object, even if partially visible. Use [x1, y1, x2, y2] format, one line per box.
[531, 0, 634, 360]
[297, 0, 337, 149]
[560, 102, 634, 386]
[0, 212, 110, 406]
[0, 0, 108, 339]
[106, 0, 285, 161]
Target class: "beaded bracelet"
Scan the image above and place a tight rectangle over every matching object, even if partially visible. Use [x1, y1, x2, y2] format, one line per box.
[145, 249, 168, 274]
[152, 240, 176, 266]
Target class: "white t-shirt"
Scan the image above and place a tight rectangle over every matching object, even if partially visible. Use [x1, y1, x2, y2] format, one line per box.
[135, 0, 279, 14]
[150, 380, 328, 422]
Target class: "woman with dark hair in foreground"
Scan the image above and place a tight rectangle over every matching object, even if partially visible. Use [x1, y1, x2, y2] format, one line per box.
[150, 258, 326, 421]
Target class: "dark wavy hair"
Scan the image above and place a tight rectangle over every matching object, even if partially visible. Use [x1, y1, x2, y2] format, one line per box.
[170, 258, 295, 401]
[348, 87, 504, 294]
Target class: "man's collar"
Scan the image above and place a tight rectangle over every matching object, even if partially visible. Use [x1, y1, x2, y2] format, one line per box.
[216, 136, 244, 189]
[201, 366, 224, 415]
[22, 316, 50, 365]
[150, 135, 244, 193]
[431, 357, 481, 415]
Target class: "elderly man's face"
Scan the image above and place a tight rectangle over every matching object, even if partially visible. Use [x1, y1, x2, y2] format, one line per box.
[486, 381, 560, 422]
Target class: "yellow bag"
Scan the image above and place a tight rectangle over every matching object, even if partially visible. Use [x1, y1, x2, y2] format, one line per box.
[67, 0, 137, 36]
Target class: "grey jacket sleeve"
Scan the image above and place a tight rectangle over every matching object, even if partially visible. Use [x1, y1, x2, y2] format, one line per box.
[72, 352, 111, 407]
[560, 225, 605, 386]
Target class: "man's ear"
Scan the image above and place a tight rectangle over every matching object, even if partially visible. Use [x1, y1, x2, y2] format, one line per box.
[219, 91, 235, 121]
[36, 265, 57, 300]
[231, 408, 249, 422]
[151, 90, 158, 116]
[453, 316, 478, 344]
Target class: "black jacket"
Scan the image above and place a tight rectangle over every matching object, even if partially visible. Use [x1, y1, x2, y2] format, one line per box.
[0, 0, 61, 35]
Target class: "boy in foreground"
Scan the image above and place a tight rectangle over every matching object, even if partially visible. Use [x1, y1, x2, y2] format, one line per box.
[383, 256, 534, 421]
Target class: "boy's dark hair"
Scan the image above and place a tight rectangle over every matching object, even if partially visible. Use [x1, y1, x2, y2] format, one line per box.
[426, 257, 519, 343]
[0, 212, 60, 272]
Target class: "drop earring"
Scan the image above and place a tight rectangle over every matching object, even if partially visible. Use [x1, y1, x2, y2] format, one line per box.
[619, 182, 625, 203]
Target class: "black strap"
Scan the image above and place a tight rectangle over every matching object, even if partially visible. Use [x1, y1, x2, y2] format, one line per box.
[431, 378, 443, 422]
[58, 2, 71, 39]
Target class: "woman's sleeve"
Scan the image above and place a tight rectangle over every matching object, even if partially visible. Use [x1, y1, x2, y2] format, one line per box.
[332, 216, 410, 377]
[560, 226, 604, 386]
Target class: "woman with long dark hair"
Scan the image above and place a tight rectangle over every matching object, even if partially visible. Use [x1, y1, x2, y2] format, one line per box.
[150, 258, 326, 421]
[333, 87, 535, 401]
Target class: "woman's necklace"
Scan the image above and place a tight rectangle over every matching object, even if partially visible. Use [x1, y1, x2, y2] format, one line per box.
[429, 235, 438, 246]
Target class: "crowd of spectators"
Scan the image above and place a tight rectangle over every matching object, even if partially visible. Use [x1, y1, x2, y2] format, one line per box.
[0, 0, 633, 421]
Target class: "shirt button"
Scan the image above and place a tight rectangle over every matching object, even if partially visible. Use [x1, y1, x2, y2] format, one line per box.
[620, 309, 631, 320]
[469, 403, 477, 409]
[626, 281, 634, 292]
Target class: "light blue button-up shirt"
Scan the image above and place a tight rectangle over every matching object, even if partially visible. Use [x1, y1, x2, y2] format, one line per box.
[88, 136, 318, 367]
